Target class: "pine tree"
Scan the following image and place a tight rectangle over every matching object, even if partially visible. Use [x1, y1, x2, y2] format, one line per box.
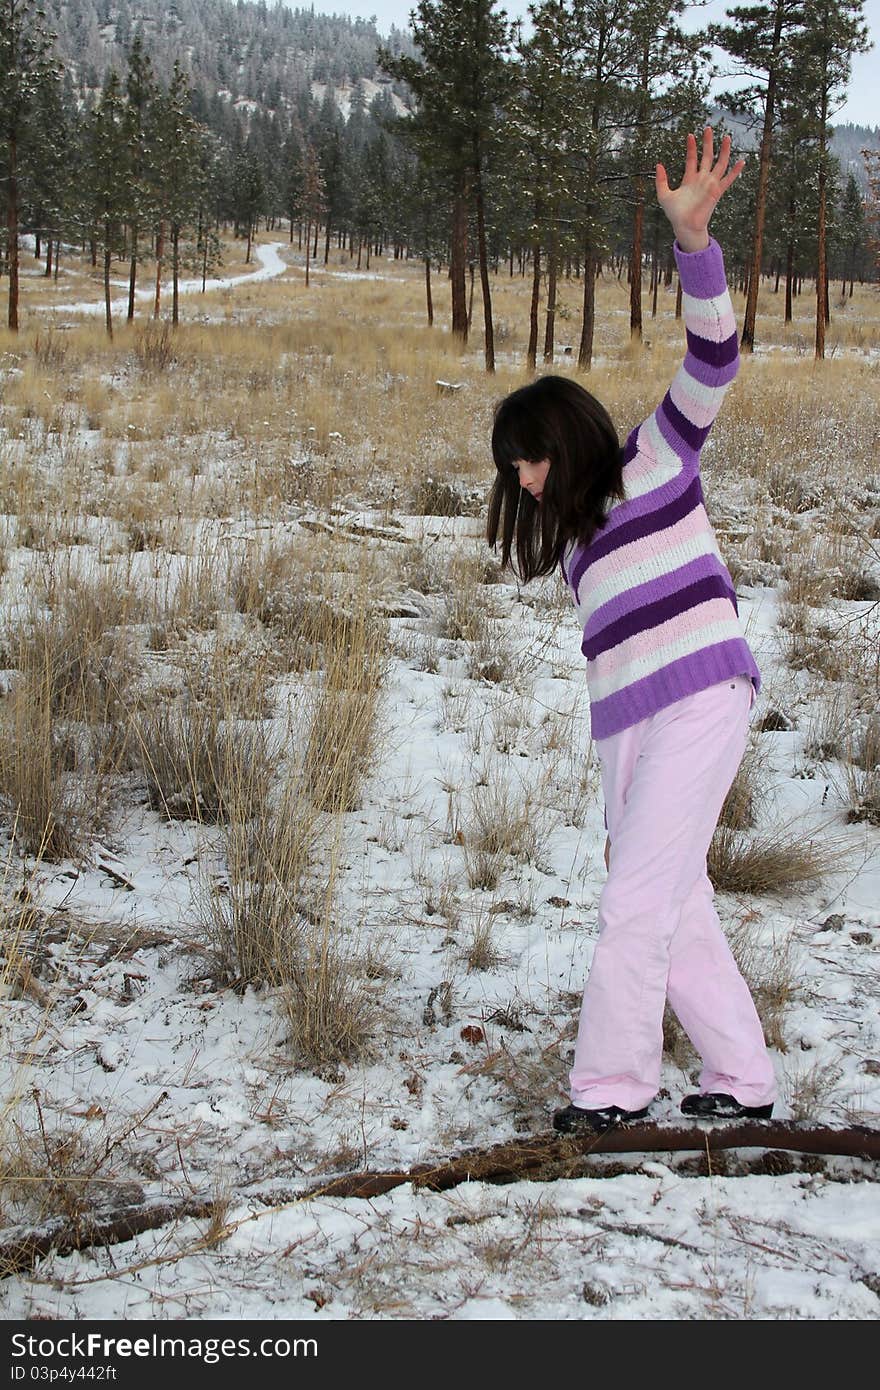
[0, 0, 63, 329]
[85, 70, 131, 337]
[791, 0, 869, 357]
[154, 62, 207, 325]
[838, 169, 866, 294]
[379, 1, 515, 371]
[565, 0, 637, 369]
[620, 1, 709, 341]
[124, 31, 159, 321]
[711, 0, 807, 352]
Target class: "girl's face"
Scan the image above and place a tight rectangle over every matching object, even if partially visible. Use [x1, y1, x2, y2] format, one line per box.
[513, 457, 551, 504]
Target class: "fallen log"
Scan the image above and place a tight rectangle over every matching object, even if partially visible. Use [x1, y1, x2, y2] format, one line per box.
[2, 1121, 876, 1278]
[307, 1120, 880, 1198]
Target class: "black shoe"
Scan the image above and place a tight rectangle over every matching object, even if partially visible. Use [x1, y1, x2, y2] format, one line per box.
[681, 1092, 773, 1120]
[553, 1103, 650, 1134]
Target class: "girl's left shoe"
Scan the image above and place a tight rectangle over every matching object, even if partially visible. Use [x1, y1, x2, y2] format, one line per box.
[681, 1092, 773, 1120]
[553, 1103, 650, 1134]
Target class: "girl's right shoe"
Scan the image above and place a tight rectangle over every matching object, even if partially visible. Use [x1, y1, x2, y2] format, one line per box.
[553, 1103, 650, 1134]
[681, 1092, 773, 1120]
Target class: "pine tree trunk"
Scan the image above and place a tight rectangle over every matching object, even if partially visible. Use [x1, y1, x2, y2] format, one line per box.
[313, 221, 319, 259]
[543, 232, 557, 364]
[246, 221, 253, 265]
[528, 241, 540, 371]
[629, 177, 645, 341]
[324, 220, 331, 265]
[785, 236, 794, 323]
[154, 221, 164, 320]
[425, 257, 433, 326]
[651, 230, 659, 320]
[103, 241, 113, 339]
[305, 219, 311, 286]
[128, 225, 138, 322]
[578, 240, 596, 370]
[815, 120, 827, 360]
[675, 278, 682, 321]
[742, 4, 784, 353]
[172, 225, 180, 327]
[466, 262, 474, 333]
[7, 133, 19, 331]
[474, 167, 495, 373]
[44, 238, 53, 279]
[450, 186, 469, 342]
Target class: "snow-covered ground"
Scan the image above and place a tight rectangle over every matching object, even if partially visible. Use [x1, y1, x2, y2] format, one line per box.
[0, 260, 878, 1322]
[46, 241, 289, 317]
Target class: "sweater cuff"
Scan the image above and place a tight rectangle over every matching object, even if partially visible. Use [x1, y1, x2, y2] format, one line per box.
[673, 236, 728, 299]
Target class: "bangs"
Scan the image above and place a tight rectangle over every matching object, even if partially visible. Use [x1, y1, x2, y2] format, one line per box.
[491, 393, 554, 472]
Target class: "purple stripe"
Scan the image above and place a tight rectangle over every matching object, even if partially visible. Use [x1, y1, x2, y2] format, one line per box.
[585, 474, 703, 566]
[660, 392, 711, 454]
[684, 352, 739, 392]
[674, 239, 728, 299]
[685, 329, 738, 370]
[622, 432, 639, 465]
[582, 574, 737, 660]
[589, 640, 761, 741]
[585, 553, 730, 633]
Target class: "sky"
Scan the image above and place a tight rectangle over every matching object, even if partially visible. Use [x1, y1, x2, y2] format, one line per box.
[321, 0, 880, 129]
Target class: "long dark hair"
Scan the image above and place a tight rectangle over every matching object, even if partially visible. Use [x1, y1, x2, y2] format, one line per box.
[487, 375, 624, 582]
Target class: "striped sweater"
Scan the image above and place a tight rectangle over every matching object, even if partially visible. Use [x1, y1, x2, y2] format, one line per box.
[561, 236, 760, 741]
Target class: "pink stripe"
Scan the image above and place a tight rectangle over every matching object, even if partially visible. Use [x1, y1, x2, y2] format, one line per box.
[590, 599, 736, 682]
[587, 502, 709, 591]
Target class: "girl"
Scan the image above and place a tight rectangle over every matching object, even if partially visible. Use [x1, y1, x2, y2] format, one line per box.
[487, 128, 777, 1134]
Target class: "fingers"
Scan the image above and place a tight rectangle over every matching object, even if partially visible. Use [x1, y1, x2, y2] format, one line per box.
[718, 157, 746, 192]
[714, 132, 731, 179]
[655, 162, 670, 201]
[698, 124, 713, 172]
[684, 130, 698, 178]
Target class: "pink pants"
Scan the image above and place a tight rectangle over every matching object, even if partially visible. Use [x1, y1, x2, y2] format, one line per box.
[569, 675, 777, 1111]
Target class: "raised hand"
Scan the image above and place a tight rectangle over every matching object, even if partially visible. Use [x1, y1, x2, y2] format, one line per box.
[655, 127, 745, 253]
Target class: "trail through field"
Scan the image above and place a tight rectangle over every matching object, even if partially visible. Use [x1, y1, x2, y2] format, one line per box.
[45, 241, 288, 317]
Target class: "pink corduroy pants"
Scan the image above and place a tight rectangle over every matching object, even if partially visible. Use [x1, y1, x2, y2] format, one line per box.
[569, 674, 777, 1112]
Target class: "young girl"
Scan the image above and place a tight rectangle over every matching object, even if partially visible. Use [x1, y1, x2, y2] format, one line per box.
[487, 128, 777, 1134]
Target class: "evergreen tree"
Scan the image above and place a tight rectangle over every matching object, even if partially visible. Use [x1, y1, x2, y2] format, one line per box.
[0, 0, 63, 328]
[838, 169, 866, 293]
[124, 31, 159, 320]
[379, 0, 515, 371]
[791, 0, 869, 357]
[711, 0, 807, 352]
[85, 70, 131, 336]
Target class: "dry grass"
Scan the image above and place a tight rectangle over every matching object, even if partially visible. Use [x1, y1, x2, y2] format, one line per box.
[0, 577, 147, 858]
[300, 603, 390, 815]
[726, 917, 798, 1053]
[707, 822, 837, 896]
[457, 765, 556, 892]
[133, 697, 275, 825]
[717, 737, 764, 832]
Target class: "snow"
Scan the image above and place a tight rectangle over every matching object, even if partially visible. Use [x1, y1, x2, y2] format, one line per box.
[45, 241, 289, 318]
[0, 263, 878, 1323]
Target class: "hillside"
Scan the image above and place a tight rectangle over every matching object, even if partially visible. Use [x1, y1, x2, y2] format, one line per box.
[44, 0, 415, 116]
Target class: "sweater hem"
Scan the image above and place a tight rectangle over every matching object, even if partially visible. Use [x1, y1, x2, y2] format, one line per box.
[589, 640, 761, 741]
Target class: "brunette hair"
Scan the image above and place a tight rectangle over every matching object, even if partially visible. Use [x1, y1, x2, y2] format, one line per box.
[487, 374, 624, 582]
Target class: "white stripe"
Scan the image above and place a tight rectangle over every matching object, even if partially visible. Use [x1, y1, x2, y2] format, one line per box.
[619, 412, 687, 501]
[573, 529, 722, 621]
[681, 289, 737, 339]
[587, 618, 745, 702]
[668, 366, 730, 419]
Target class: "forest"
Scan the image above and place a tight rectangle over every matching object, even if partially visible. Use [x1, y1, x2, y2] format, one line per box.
[1, 0, 878, 361]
